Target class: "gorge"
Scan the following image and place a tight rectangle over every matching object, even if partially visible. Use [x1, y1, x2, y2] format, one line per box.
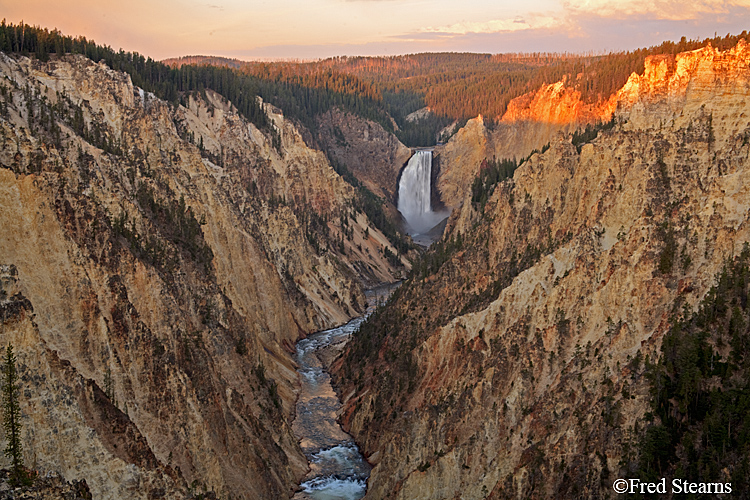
[0, 49, 403, 499]
[293, 316, 370, 500]
[292, 285, 395, 500]
[334, 40, 750, 499]
[1, 25, 750, 500]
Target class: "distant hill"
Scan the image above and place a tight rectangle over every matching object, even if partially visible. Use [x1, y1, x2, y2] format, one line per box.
[3, 22, 748, 146]
[162, 31, 750, 144]
[162, 55, 245, 68]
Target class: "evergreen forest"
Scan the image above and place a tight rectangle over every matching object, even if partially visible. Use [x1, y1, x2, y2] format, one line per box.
[3, 21, 748, 149]
[636, 245, 750, 496]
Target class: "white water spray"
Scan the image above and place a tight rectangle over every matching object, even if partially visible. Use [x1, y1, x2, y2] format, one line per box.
[398, 150, 447, 236]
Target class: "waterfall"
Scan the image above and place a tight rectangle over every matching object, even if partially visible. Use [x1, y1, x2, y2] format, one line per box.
[398, 150, 446, 236]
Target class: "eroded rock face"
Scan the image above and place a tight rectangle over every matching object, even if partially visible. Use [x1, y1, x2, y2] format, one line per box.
[0, 269, 182, 499]
[436, 41, 750, 217]
[435, 117, 578, 210]
[334, 42, 750, 499]
[434, 74, 603, 211]
[316, 107, 411, 204]
[0, 468, 94, 500]
[0, 53, 402, 499]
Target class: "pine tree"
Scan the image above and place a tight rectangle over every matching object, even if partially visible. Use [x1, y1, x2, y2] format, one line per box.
[3, 343, 26, 485]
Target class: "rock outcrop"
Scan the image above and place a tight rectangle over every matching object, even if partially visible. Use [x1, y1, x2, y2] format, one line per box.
[0, 52, 402, 499]
[316, 107, 411, 206]
[334, 42, 750, 499]
[434, 116, 578, 210]
[501, 79, 615, 125]
[434, 75, 605, 211]
[0, 468, 93, 500]
[436, 41, 750, 216]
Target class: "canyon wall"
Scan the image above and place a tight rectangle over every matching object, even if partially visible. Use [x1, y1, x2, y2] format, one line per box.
[435, 57, 619, 212]
[434, 116, 578, 210]
[316, 108, 411, 204]
[0, 53, 402, 499]
[335, 41, 750, 499]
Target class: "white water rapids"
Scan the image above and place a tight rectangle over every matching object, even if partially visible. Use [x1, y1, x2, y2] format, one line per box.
[292, 285, 397, 500]
[292, 317, 370, 500]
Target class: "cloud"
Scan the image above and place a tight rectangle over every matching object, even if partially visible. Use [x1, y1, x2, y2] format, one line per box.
[563, 0, 750, 21]
[420, 15, 562, 36]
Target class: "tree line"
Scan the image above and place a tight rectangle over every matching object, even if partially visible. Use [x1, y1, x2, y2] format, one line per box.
[0, 21, 275, 138]
[4, 21, 748, 148]
[275, 32, 750, 123]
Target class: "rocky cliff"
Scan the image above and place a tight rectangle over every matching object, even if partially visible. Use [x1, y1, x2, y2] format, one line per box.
[0, 52, 402, 499]
[316, 108, 411, 203]
[434, 58, 619, 212]
[334, 41, 750, 499]
[434, 116, 578, 210]
[315, 107, 412, 230]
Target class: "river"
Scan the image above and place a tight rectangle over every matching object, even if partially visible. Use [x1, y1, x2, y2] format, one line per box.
[292, 285, 395, 500]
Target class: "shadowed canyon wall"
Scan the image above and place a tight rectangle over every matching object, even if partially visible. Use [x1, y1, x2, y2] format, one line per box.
[0, 52, 406, 499]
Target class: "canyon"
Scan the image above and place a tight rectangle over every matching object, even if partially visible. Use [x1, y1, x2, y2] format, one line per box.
[334, 41, 750, 499]
[0, 52, 405, 499]
[1, 37, 749, 500]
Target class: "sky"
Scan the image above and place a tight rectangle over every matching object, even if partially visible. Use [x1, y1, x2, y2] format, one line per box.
[2, 0, 749, 60]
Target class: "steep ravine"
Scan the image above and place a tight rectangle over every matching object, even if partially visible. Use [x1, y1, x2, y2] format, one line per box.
[0, 52, 405, 499]
[334, 41, 750, 499]
[4, 36, 749, 500]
